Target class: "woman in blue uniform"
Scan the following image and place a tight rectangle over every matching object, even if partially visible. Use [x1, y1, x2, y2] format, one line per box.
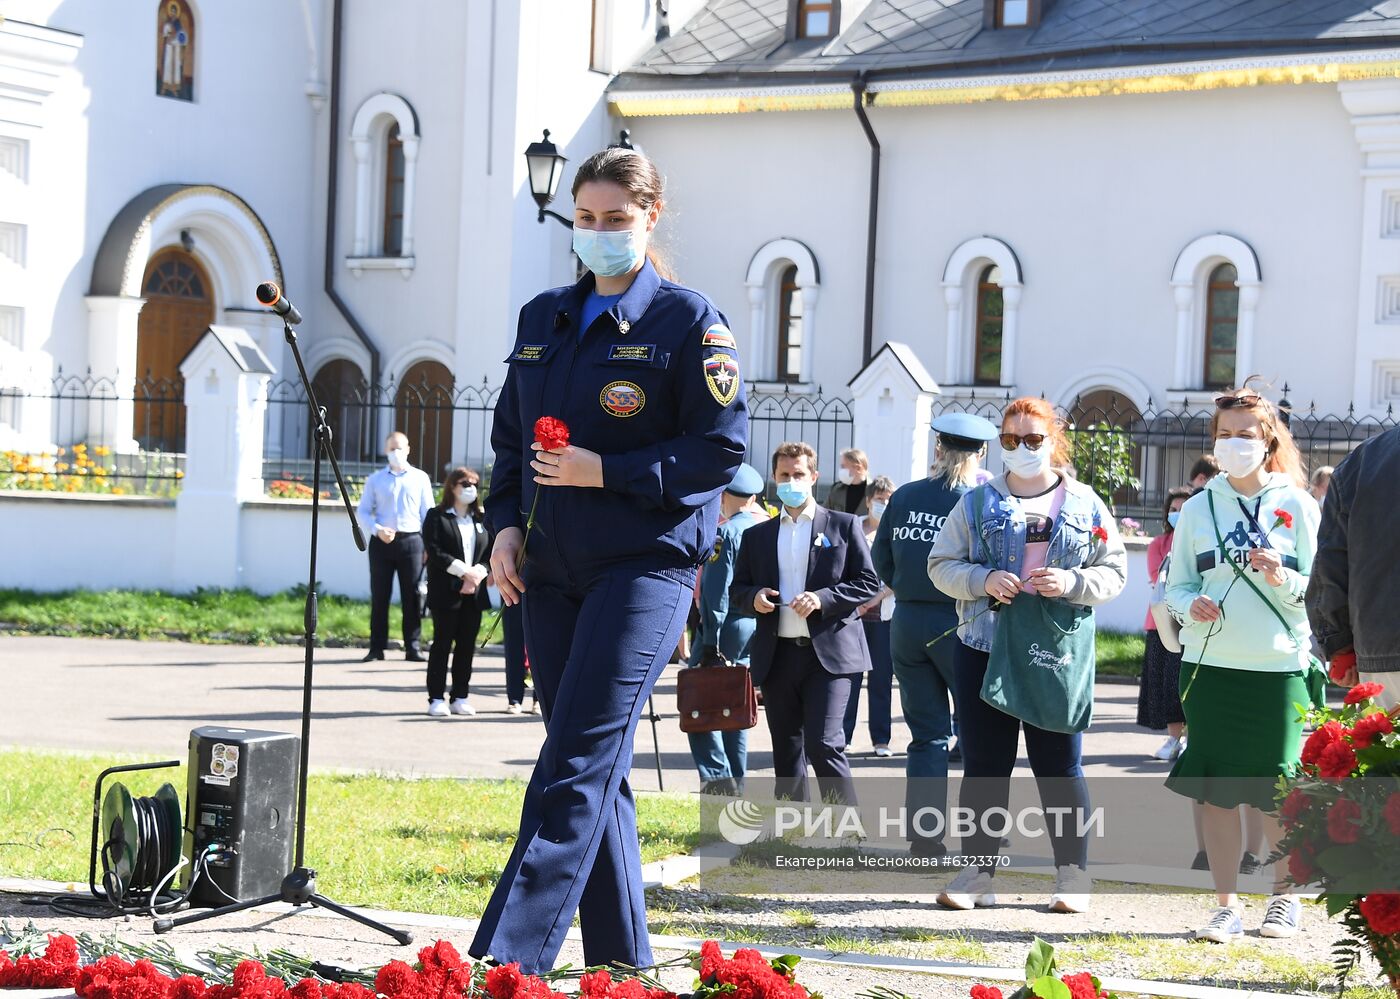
[471, 148, 748, 975]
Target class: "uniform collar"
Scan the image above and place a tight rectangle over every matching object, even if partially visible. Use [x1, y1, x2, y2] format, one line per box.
[555, 258, 662, 337]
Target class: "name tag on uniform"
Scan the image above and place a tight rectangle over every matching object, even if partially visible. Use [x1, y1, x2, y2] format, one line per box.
[607, 344, 656, 363]
[511, 344, 548, 362]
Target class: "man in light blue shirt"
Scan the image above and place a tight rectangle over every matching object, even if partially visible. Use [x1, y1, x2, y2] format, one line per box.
[356, 431, 434, 662]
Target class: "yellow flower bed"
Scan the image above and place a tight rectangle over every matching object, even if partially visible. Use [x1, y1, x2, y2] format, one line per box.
[0, 444, 182, 497]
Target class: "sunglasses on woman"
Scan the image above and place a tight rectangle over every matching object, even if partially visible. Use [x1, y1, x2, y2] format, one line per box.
[999, 433, 1047, 451]
[1215, 394, 1262, 409]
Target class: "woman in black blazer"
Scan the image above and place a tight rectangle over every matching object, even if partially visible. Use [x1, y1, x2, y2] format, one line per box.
[421, 466, 493, 716]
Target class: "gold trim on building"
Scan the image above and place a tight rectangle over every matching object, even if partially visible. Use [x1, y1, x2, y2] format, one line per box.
[610, 58, 1400, 117]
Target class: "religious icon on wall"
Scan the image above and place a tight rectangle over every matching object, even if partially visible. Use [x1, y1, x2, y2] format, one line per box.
[156, 0, 194, 102]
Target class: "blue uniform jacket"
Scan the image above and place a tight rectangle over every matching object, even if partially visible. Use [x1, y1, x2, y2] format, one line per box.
[870, 476, 967, 605]
[698, 508, 765, 664]
[485, 259, 748, 573]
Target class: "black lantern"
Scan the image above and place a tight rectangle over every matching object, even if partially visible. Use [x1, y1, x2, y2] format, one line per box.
[524, 129, 572, 228]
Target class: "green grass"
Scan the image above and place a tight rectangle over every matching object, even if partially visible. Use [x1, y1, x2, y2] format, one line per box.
[0, 749, 698, 919]
[1096, 630, 1145, 678]
[0, 587, 507, 646]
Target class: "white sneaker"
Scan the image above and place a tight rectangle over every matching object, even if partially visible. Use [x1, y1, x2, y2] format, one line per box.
[449, 698, 475, 716]
[1048, 865, 1092, 913]
[427, 699, 448, 717]
[530, 699, 540, 714]
[506, 702, 523, 715]
[873, 744, 893, 758]
[937, 866, 997, 911]
[1196, 906, 1244, 943]
[1259, 895, 1302, 938]
[1173, 738, 1187, 760]
[1152, 736, 1180, 761]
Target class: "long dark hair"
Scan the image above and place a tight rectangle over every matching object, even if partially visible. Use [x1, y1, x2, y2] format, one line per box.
[571, 147, 673, 280]
[438, 466, 483, 518]
[1163, 486, 1192, 532]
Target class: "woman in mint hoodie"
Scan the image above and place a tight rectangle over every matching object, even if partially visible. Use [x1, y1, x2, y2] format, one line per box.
[1165, 386, 1320, 944]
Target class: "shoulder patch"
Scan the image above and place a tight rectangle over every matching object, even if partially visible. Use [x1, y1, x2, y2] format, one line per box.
[703, 352, 740, 406]
[701, 324, 736, 350]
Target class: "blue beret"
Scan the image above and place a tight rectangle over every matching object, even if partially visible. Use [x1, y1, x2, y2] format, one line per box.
[725, 462, 765, 497]
[931, 412, 999, 450]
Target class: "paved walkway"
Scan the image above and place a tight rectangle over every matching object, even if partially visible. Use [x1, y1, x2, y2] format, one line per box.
[1, 636, 1174, 792]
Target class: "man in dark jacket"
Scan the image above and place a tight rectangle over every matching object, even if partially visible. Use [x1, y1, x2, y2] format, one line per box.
[731, 441, 881, 805]
[1306, 424, 1400, 710]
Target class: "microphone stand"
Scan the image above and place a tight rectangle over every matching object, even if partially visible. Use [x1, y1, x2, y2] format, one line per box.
[155, 320, 411, 945]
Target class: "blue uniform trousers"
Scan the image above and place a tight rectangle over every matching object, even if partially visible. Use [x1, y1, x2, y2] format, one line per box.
[890, 602, 959, 847]
[469, 560, 694, 974]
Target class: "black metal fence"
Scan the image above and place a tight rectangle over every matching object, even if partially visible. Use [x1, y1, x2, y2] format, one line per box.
[745, 386, 855, 492]
[928, 390, 1397, 520]
[0, 372, 186, 496]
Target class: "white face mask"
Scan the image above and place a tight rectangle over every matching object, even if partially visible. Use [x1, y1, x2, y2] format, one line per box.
[870, 500, 887, 520]
[457, 485, 478, 505]
[387, 447, 408, 470]
[1001, 444, 1052, 479]
[1213, 438, 1267, 479]
[837, 468, 855, 486]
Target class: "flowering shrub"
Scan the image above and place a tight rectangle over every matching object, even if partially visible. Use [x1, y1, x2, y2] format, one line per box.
[1118, 518, 1140, 537]
[1278, 682, 1400, 990]
[0, 444, 183, 497]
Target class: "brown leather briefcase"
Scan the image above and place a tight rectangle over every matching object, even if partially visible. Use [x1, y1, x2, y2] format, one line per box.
[676, 662, 758, 733]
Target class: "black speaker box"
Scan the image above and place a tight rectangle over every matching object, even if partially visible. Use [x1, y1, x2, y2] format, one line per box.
[181, 726, 299, 907]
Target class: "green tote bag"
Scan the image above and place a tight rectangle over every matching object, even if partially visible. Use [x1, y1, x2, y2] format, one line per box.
[983, 592, 1097, 734]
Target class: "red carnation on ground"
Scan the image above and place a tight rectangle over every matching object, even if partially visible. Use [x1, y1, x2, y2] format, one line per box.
[1318, 740, 1359, 781]
[1345, 682, 1386, 706]
[1272, 508, 1294, 530]
[1289, 848, 1317, 885]
[1327, 797, 1363, 843]
[374, 960, 418, 999]
[533, 416, 570, 451]
[969, 987, 1003, 999]
[287, 981, 320, 999]
[1061, 972, 1104, 999]
[1091, 526, 1109, 543]
[1280, 788, 1311, 825]
[1301, 720, 1347, 767]
[1360, 893, 1400, 936]
[174, 975, 211, 999]
[1351, 711, 1394, 749]
[1329, 649, 1358, 683]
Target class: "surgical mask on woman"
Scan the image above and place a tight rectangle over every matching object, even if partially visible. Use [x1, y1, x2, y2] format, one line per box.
[775, 481, 811, 508]
[1213, 437, 1268, 479]
[572, 227, 644, 277]
[1001, 443, 1052, 479]
[1167, 510, 1181, 530]
[870, 500, 888, 520]
[457, 484, 478, 505]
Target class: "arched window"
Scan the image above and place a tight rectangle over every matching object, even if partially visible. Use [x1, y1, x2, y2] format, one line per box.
[1203, 263, 1239, 390]
[974, 265, 1004, 386]
[777, 265, 803, 383]
[394, 360, 455, 481]
[155, 0, 195, 102]
[796, 1, 837, 38]
[311, 359, 372, 463]
[349, 93, 419, 270]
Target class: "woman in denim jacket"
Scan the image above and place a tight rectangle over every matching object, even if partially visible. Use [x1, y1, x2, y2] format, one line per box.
[928, 397, 1127, 916]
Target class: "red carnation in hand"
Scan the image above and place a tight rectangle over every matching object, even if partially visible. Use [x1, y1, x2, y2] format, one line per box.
[1360, 892, 1400, 936]
[1302, 720, 1347, 767]
[1091, 526, 1109, 543]
[533, 416, 570, 451]
[1280, 788, 1311, 825]
[1327, 797, 1363, 843]
[1351, 711, 1394, 749]
[1330, 650, 1358, 683]
[1344, 682, 1386, 706]
[970, 987, 1003, 999]
[1318, 740, 1359, 781]
[1061, 973, 1104, 999]
[1272, 508, 1294, 530]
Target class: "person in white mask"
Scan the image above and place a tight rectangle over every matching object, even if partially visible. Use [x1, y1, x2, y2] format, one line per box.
[1164, 385, 1319, 944]
[421, 466, 492, 717]
[356, 431, 434, 663]
[928, 396, 1126, 915]
[826, 448, 871, 517]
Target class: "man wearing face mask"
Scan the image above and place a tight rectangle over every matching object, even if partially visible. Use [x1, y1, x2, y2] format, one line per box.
[730, 442, 881, 804]
[825, 448, 871, 517]
[356, 431, 434, 663]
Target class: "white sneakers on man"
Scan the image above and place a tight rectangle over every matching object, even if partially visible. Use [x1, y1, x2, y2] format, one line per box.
[937, 867, 997, 910]
[427, 699, 448, 717]
[449, 698, 476, 716]
[1049, 865, 1093, 913]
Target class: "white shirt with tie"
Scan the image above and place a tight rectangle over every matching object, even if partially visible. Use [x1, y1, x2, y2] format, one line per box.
[777, 498, 816, 638]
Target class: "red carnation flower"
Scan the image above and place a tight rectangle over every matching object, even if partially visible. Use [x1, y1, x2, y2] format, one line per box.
[1272, 508, 1294, 530]
[699, 941, 724, 981]
[1091, 526, 1109, 543]
[533, 416, 570, 452]
[173, 976, 209, 999]
[1360, 892, 1400, 936]
[1301, 720, 1347, 767]
[1318, 740, 1359, 781]
[1327, 797, 1363, 843]
[1288, 848, 1317, 885]
[288, 982, 321, 999]
[374, 961, 419, 999]
[1345, 682, 1386, 706]
[1329, 649, 1357, 683]
[1351, 711, 1394, 749]
[1280, 788, 1311, 825]
[1386, 792, 1400, 836]
[484, 964, 526, 999]
[1061, 973, 1103, 999]
[970, 988, 1003, 999]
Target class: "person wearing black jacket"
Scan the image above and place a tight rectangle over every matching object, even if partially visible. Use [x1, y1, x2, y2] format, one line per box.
[422, 466, 493, 717]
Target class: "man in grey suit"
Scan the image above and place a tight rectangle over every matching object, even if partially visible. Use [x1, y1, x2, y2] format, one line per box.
[731, 441, 881, 804]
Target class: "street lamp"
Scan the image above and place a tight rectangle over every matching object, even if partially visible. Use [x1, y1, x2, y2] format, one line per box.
[524, 129, 572, 229]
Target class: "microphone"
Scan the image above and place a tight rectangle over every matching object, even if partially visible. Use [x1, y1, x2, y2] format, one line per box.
[256, 281, 303, 326]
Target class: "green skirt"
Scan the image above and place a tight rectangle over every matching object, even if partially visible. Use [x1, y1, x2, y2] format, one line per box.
[1165, 662, 1308, 811]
